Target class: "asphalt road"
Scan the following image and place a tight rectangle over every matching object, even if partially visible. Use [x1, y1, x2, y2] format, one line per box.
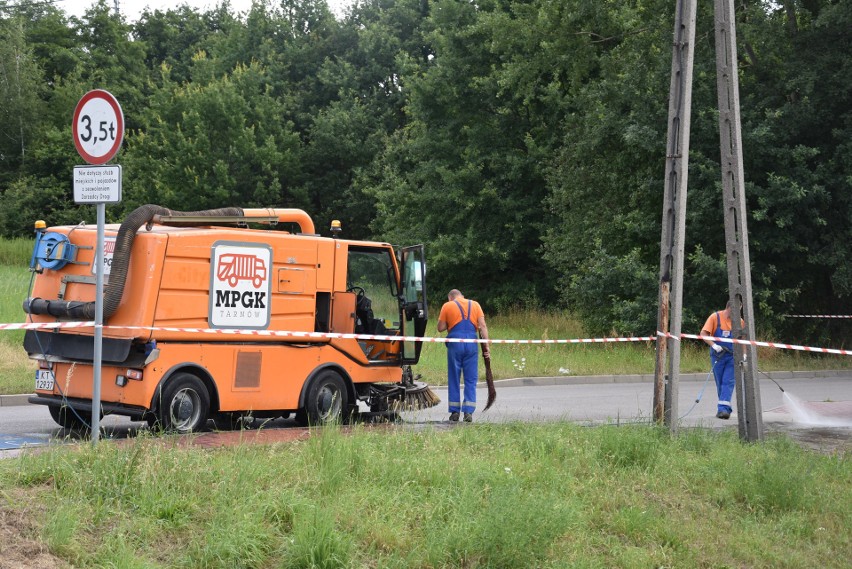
[1, 372, 851, 456]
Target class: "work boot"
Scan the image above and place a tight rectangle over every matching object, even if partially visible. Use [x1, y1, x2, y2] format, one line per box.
[463, 413, 473, 423]
[449, 412, 460, 422]
[716, 410, 731, 420]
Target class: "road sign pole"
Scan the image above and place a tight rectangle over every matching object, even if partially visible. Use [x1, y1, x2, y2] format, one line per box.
[91, 202, 105, 443]
[72, 89, 124, 445]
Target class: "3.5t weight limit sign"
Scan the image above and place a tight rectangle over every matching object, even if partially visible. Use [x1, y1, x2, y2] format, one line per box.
[72, 89, 124, 164]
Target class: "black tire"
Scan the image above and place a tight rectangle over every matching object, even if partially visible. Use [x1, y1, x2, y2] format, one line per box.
[300, 370, 349, 426]
[156, 373, 211, 433]
[48, 404, 92, 430]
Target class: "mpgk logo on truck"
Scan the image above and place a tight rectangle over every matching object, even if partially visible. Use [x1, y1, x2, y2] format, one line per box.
[91, 236, 116, 276]
[209, 242, 272, 329]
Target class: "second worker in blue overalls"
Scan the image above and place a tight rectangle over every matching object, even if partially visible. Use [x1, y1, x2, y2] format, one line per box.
[437, 289, 490, 422]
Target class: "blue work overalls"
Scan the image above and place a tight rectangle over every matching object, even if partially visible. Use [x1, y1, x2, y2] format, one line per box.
[710, 312, 735, 415]
[446, 300, 478, 415]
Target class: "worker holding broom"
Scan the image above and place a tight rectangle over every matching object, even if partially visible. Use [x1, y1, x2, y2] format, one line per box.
[437, 289, 490, 422]
[700, 300, 743, 420]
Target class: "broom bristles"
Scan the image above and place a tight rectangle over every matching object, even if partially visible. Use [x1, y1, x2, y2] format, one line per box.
[392, 381, 441, 411]
[483, 353, 496, 411]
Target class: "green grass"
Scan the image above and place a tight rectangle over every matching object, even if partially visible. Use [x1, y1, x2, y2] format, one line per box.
[0, 237, 33, 266]
[0, 263, 37, 394]
[1, 423, 849, 568]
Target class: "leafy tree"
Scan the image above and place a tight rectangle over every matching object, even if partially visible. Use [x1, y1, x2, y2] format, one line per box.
[121, 60, 302, 212]
[736, 0, 852, 339]
[0, 17, 44, 177]
[1, 0, 849, 346]
[134, 5, 228, 85]
[71, 1, 149, 129]
[0, 124, 90, 236]
[365, 0, 599, 309]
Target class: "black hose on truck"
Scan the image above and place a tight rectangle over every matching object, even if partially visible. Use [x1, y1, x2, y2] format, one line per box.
[23, 204, 243, 321]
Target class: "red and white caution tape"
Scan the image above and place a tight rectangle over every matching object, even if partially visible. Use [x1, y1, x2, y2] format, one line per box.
[104, 325, 656, 345]
[0, 321, 95, 331]
[6, 320, 653, 344]
[3, 320, 850, 356]
[658, 331, 852, 357]
[783, 314, 852, 319]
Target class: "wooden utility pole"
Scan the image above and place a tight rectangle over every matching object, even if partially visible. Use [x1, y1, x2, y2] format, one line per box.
[655, 0, 763, 442]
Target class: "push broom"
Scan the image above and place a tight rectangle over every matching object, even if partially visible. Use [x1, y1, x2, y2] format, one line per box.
[482, 341, 496, 411]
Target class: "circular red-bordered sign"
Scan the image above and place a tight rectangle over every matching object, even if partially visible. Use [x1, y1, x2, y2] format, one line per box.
[72, 90, 124, 165]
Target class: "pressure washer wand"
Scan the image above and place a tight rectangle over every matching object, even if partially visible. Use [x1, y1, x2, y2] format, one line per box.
[722, 345, 786, 393]
[756, 368, 785, 392]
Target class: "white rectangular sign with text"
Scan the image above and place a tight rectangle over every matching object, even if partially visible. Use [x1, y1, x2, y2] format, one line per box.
[73, 165, 122, 203]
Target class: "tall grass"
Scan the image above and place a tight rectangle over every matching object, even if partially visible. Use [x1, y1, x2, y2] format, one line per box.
[1, 423, 849, 568]
[0, 261, 36, 394]
[0, 237, 33, 266]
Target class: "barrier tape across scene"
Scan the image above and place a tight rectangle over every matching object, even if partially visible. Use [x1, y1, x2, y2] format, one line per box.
[783, 314, 852, 319]
[1, 320, 850, 356]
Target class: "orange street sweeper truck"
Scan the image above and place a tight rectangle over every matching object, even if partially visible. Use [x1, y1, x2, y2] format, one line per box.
[24, 205, 435, 432]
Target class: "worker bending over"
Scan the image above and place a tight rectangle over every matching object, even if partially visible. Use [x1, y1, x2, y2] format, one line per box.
[437, 289, 489, 422]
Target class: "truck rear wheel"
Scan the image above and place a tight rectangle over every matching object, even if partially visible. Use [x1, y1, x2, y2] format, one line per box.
[299, 370, 349, 426]
[157, 373, 210, 433]
[49, 404, 93, 431]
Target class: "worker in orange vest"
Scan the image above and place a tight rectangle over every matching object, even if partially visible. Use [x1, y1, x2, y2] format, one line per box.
[700, 300, 743, 420]
[437, 289, 490, 422]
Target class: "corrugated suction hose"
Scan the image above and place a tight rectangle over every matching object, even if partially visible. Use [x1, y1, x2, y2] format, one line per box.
[24, 204, 243, 322]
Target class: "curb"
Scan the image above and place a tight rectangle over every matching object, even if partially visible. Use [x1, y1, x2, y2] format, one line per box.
[2, 371, 850, 407]
[480, 369, 852, 388]
[0, 394, 31, 407]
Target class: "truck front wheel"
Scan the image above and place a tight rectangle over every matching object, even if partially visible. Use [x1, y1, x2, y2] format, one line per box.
[156, 373, 210, 433]
[298, 370, 349, 426]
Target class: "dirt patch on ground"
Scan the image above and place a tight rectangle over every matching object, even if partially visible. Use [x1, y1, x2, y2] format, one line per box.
[0, 491, 66, 569]
[765, 422, 852, 455]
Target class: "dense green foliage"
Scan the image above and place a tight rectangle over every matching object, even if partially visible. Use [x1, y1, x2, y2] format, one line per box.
[1, 0, 849, 342]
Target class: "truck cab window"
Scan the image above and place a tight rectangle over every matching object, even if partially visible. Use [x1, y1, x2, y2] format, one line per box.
[347, 247, 398, 334]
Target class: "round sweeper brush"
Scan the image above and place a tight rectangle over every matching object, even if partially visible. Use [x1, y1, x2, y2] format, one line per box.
[394, 381, 441, 411]
[392, 365, 441, 411]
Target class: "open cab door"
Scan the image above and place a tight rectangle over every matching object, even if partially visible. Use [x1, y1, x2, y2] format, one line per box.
[399, 245, 427, 364]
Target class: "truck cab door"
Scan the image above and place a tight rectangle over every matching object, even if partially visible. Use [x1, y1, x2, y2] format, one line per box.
[399, 245, 427, 364]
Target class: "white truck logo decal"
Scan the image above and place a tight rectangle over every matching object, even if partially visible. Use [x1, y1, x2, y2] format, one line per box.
[91, 236, 116, 276]
[210, 242, 272, 329]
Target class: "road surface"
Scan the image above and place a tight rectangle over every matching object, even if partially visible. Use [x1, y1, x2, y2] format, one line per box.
[1, 373, 850, 456]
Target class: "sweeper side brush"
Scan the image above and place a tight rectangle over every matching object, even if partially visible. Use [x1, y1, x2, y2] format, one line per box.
[393, 365, 441, 411]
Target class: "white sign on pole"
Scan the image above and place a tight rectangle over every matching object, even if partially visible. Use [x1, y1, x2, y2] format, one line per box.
[73, 165, 122, 204]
